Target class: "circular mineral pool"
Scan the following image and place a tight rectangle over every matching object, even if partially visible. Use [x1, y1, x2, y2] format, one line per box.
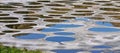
[88, 27, 120, 32]
[95, 21, 113, 27]
[51, 49, 84, 53]
[40, 28, 63, 32]
[14, 33, 46, 39]
[47, 24, 83, 28]
[54, 32, 75, 35]
[46, 36, 75, 42]
[90, 50, 103, 53]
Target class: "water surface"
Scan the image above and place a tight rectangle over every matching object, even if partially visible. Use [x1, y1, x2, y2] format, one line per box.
[0, 0, 120, 53]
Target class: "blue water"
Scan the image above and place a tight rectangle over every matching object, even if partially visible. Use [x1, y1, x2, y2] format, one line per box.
[52, 49, 114, 53]
[51, 49, 84, 53]
[88, 27, 120, 32]
[75, 18, 91, 22]
[90, 50, 104, 53]
[15, 33, 46, 39]
[41, 28, 64, 32]
[92, 45, 112, 48]
[75, 17, 90, 22]
[54, 32, 75, 36]
[46, 36, 75, 42]
[96, 21, 113, 27]
[48, 24, 83, 28]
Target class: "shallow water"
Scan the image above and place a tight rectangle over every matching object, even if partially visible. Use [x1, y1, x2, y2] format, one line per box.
[54, 32, 75, 36]
[89, 27, 120, 32]
[0, 0, 120, 53]
[46, 36, 75, 42]
[14, 33, 46, 39]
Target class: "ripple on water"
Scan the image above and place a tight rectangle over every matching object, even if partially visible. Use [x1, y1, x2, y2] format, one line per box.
[13, 33, 46, 39]
[88, 27, 120, 32]
[46, 36, 75, 42]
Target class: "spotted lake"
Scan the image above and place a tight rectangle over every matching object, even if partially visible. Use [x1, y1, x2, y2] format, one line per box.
[0, 0, 120, 53]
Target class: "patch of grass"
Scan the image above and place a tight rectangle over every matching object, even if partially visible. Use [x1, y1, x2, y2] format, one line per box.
[0, 44, 42, 53]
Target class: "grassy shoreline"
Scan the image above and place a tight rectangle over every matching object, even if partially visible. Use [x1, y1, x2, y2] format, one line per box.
[0, 44, 42, 53]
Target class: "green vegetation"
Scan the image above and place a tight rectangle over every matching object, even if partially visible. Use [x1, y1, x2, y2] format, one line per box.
[0, 44, 42, 53]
